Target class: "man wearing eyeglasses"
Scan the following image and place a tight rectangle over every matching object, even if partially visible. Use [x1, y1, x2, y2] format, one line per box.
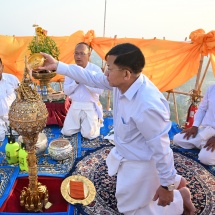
[61, 42, 104, 139]
[37, 43, 195, 215]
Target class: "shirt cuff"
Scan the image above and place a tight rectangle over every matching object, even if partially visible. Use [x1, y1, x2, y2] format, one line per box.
[56, 62, 69, 76]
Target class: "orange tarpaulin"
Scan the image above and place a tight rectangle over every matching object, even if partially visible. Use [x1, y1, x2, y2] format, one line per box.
[0, 29, 215, 92]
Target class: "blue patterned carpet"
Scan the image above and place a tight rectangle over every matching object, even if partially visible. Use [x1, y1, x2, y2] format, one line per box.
[70, 145, 215, 215]
[0, 166, 19, 208]
[0, 112, 113, 214]
[0, 117, 215, 215]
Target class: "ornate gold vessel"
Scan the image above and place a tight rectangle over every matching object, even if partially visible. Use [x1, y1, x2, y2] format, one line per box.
[8, 58, 50, 212]
[32, 71, 56, 94]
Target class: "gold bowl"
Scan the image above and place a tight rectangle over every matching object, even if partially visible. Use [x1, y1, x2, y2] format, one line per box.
[28, 53, 45, 70]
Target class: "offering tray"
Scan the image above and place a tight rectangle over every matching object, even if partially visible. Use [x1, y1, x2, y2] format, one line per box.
[60, 175, 96, 206]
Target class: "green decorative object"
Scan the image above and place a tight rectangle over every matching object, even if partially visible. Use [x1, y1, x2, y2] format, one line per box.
[28, 36, 60, 60]
[5, 135, 20, 164]
[28, 26, 60, 93]
[19, 143, 28, 171]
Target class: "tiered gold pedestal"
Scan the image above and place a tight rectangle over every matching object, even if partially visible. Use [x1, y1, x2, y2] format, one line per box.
[9, 62, 49, 212]
[32, 71, 56, 94]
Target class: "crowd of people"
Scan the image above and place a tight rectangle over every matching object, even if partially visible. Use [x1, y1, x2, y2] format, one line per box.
[2, 41, 215, 214]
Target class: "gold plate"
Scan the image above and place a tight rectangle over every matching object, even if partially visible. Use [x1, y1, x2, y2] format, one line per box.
[60, 175, 96, 206]
[28, 53, 45, 70]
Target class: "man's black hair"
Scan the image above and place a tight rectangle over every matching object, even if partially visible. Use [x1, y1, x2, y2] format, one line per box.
[105, 43, 145, 74]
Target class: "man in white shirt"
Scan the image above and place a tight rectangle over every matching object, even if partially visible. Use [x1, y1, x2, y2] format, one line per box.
[0, 58, 19, 141]
[61, 42, 104, 139]
[174, 84, 215, 165]
[37, 43, 195, 215]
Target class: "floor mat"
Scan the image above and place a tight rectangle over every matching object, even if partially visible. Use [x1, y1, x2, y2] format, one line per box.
[0, 126, 77, 178]
[0, 166, 19, 208]
[70, 146, 215, 215]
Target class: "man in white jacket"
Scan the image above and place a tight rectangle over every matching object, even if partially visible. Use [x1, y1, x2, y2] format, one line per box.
[37, 43, 195, 215]
[0, 58, 19, 141]
[61, 42, 104, 139]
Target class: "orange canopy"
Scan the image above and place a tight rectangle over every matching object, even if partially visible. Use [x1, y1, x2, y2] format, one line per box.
[1, 29, 215, 92]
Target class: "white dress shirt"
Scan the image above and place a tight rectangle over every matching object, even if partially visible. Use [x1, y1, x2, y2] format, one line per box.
[64, 62, 103, 119]
[2, 73, 20, 90]
[64, 62, 103, 102]
[57, 62, 176, 185]
[193, 84, 215, 128]
[0, 73, 19, 116]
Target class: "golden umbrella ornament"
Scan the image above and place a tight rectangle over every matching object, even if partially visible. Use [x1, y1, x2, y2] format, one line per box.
[8, 57, 50, 212]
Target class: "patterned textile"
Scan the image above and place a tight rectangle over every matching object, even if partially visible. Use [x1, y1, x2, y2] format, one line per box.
[70, 146, 215, 215]
[81, 137, 111, 153]
[0, 126, 77, 178]
[80, 115, 114, 156]
[0, 112, 114, 211]
[171, 144, 215, 176]
[174, 152, 215, 215]
[0, 166, 19, 208]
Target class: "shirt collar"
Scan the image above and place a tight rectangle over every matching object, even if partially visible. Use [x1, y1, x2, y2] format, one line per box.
[123, 74, 144, 101]
[1, 73, 6, 81]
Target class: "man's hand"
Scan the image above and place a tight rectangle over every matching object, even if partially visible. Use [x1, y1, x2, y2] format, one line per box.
[35, 52, 59, 72]
[180, 126, 198, 140]
[204, 136, 215, 152]
[153, 186, 174, 206]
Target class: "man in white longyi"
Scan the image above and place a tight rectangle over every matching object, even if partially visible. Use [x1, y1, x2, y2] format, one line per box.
[61, 42, 104, 139]
[37, 43, 196, 215]
[174, 84, 215, 165]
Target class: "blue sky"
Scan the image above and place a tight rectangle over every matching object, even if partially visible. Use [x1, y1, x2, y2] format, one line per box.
[0, 0, 215, 41]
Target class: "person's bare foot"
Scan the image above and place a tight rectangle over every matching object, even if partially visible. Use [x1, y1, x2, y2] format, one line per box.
[177, 176, 187, 189]
[179, 187, 196, 215]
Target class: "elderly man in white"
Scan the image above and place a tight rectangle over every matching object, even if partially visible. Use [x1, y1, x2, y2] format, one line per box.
[0, 58, 19, 141]
[61, 42, 104, 139]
